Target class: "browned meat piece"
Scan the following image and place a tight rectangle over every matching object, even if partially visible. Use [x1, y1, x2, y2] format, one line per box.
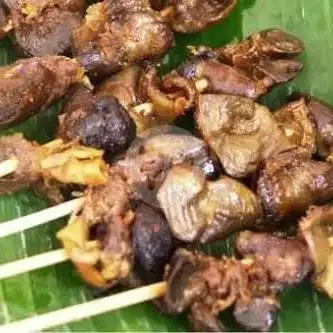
[124, 126, 222, 180]
[299, 205, 333, 298]
[57, 168, 135, 288]
[0, 56, 84, 129]
[132, 202, 177, 283]
[274, 98, 316, 157]
[97, 66, 142, 110]
[236, 231, 313, 289]
[306, 98, 333, 161]
[218, 29, 304, 68]
[58, 85, 137, 156]
[164, 249, 282, 332]
[0, 134, 107, 195]
[97, 66, 196, 133]
[196, 94, 294, 178]
[258, 149, 333, 221]
[165, 0, 237, 33]
[178, 29, 303, 99]
[73, 0, 173, 81]
[0, 134, 40, 194]
[4, 0, 85, 56]
[0, 2, 11, 39]
[157, 164, 262, 243]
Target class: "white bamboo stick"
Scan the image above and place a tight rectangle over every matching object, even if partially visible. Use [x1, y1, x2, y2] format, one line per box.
[0, 281, 167, 332]
[0, 249, 68, 280]
[0, 159, 18, 178]
[0, 198, 83, 239]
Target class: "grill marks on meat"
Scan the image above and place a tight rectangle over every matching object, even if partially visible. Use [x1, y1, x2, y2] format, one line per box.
[178, 29, 303, 99]
[258, 149, 333, 222]
[165, 0, 238, 33]
[0, 56, 83, 129]
[164, 235, 312, 331]
[196, 94, 294, 178]
[73, 0, 174, 81]
[4, 0, 85, 56]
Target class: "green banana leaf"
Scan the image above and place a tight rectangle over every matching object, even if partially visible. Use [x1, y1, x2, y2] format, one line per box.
[1, 0, 333, 331]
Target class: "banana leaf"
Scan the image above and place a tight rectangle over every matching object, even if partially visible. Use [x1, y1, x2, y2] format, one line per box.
[1, 0, 333, 331]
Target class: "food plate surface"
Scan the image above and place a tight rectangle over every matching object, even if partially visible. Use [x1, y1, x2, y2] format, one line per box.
[0, 0, 332, 331]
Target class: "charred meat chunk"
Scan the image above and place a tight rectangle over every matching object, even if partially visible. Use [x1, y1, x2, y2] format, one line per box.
[58, 85, 137, 156]
[157, 164, 262, 243]
[274, 98, 316, 157]
[0, 56, 84, 129]
[178, 29, 303, 99]
[258, 149, 333, 221]
[196, 94, 293, 178]
[306, 98, 333, 161]
[73, 0, 173, 81]
[300, 205, 333, 298]
[0, 134, 107, 195]
[132, 202, 176, 283]
[4, 0, 85, 56]
[0, 2, 11, 39]
[57, 168, 135, 288]
[165, 0, 237, 33]
[164, 249, 280, 332]
[236, 231, 313, 289]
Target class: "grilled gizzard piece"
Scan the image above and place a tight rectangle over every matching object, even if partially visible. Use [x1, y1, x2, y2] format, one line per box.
[178, 29, 304, 99]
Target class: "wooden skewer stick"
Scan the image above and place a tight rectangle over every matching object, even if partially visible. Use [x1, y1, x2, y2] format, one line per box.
[0, 281, 167, 332]
[0, 159, 18, 178]
[0, 249, 68, 280]
[0, 198, 83, 239]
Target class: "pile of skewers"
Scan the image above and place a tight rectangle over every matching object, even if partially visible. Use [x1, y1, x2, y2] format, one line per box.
[1, 0, 333, 332]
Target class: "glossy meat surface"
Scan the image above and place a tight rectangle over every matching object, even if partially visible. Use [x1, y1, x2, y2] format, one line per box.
[196, 94, 293, 178]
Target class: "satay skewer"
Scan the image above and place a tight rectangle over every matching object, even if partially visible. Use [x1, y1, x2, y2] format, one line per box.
[0, 198, 82, 239]
[0, 281, 167, 332]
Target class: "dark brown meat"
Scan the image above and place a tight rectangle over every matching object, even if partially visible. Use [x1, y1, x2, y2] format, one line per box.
[306, 98, 333, 161]
[236, 231, 313, 289]
[132, 202, 177, 283]
[0, 2, 10, 39]
[73, 0, 173, 81]
[299, 205, 333, 298]
[0, 134, 40, 194]
[258, 149, 333, 221]
[4, 0, 85, 56]
[0, 56, 84, 129]
[125, 126, 222, 180]
[58, 168, 135, 288]
[274, 98, 316, 157]
[165, 0, 237, 33]
[164, 249, 280, 332]
[157, 164, 263, 243]
[178, 29, 303, 99]
[58, 85, 137, 156]
[97, 66, 142, 110]
[0, 134, 108, 195]
[196, 94, 294, 178]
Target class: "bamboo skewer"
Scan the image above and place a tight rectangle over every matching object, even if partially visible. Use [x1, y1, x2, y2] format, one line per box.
[0, 159, 18, 178]
[0, 281, 167, 332]
[0, 249, 68, 280]
[0, 198, 83, 239]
